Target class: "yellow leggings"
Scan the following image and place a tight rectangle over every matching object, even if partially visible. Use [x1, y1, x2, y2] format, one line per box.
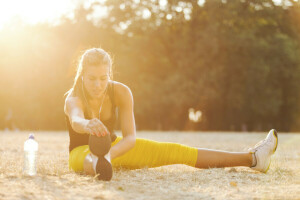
[69, 136, 198, 172]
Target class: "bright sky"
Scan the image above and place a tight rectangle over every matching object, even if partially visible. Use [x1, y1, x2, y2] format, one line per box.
[0, 0, 290, 30]
[0, 0, 79, 29]
[0, 0, 98, 29]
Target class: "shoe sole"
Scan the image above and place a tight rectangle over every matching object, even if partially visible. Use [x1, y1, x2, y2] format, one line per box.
[264, 159, 271, 173]
[272, 129, 278, 153]
[96, 157, 113, 181]
[264, 129, 278, 173]
[89, 134, 111, 157]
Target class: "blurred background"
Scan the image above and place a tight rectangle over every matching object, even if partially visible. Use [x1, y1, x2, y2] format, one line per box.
[0, 0, 300, 132]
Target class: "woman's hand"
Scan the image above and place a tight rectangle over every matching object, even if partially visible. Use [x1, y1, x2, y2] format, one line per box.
[84, 118, 110, 137]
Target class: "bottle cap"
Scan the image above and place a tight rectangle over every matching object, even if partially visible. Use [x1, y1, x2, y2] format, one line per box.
[29, 134, 34, 139]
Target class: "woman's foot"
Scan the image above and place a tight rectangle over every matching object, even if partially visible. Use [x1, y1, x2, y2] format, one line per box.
[88, 134, 113, 181]
[87, 153, 113, 181]
[248, 129, 278, 173]
[95, 155, 113, 181]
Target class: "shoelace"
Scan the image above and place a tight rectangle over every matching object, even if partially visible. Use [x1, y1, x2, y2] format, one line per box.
[248, 136, 273, 153]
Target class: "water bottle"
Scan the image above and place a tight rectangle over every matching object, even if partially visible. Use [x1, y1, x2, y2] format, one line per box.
[23, 134, 38, 176]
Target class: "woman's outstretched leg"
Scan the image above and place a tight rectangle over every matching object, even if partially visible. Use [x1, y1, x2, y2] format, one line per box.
[78, 129, 278, 177]
[196, 129, 278, 172]
[111, 137, 198, 169]
[195, 149, 252, 168]
[111, 129, 278, 173]
[111, 137, 252, 169]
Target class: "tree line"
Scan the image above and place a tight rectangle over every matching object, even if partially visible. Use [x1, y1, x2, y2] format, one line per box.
[0, 0, 300, 132]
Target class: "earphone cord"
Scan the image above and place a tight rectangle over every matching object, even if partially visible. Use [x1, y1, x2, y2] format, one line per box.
[81, 77, 108, 120]
[98, 87, 108, 120]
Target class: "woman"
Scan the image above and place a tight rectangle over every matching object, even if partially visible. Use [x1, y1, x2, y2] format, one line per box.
[64, 48, 278, 181]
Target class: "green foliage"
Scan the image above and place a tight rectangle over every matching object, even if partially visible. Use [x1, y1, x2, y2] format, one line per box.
[1, 0, 300, 131]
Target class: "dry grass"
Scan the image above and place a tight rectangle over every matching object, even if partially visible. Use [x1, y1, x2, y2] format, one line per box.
[0, 131, 299, 200]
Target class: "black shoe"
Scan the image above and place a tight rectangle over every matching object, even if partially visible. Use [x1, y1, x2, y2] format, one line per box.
[89, 134, 113, 181]
[95, 156, 113, 181]
[89, 134, 111, 157]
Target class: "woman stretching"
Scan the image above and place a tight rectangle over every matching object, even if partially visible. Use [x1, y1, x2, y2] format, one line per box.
[64, 48, 278, 181]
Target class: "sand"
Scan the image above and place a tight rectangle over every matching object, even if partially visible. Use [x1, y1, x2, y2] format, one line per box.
[0, 131, 299, 200]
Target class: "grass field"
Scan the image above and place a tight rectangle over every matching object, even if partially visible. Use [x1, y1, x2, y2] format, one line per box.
[0, 131, 299, 200]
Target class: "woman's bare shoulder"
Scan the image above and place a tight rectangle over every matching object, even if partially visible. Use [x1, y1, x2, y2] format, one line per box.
[65, 89, 77, 104]
[64, 89, 84, 115]
[111, 81, 133, 107]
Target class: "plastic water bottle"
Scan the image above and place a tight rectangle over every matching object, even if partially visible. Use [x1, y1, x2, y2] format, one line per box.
[23, 134, 38, 176]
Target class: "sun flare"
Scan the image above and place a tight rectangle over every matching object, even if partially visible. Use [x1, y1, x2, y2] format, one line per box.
[0, 0, 76, 29]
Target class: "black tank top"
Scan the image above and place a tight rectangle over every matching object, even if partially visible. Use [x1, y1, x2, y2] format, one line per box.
[66, 82, 118, 152]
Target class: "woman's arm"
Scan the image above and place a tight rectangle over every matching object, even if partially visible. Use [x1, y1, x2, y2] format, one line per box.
[110, 83, 136, 160]
[65, 96, 89, 134]
[64, 94, 109, 137]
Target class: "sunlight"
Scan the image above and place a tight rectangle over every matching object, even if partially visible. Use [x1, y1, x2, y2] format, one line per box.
[0, 0, 76, 29]
[0, 0, 295, 30]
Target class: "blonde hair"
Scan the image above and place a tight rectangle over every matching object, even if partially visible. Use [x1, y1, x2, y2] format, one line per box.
[65, 48, 113, 116]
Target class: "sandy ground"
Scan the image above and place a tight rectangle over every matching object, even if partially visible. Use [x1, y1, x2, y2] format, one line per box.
[0, 130, 299, 200]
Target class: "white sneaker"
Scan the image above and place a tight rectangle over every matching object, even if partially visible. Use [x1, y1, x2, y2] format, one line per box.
[248, 129, 278, 173]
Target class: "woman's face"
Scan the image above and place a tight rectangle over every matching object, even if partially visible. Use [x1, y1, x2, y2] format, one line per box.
[82, 65, 110, 100]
